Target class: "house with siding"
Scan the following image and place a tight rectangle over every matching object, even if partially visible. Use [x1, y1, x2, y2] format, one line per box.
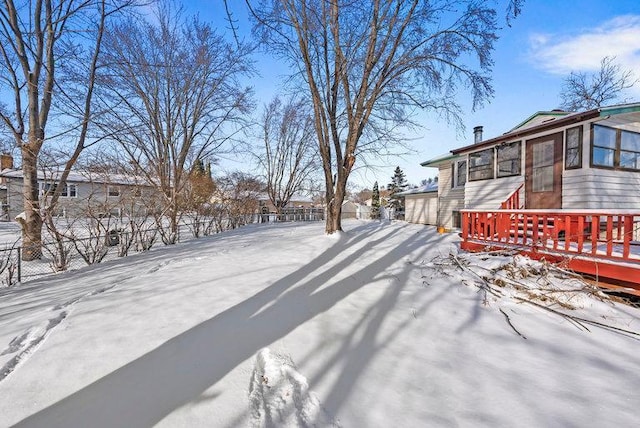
[422, 103, 640, 227]
[0, 163, 159, 221]
[419, 103, 640, 289]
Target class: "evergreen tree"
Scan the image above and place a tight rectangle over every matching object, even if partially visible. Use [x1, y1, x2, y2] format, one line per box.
[387, 166, 408, 211]
[370, 181, 381, 220]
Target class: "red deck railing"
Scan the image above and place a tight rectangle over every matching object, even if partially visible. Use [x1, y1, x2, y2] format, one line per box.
[500, 184, 524, 209]
[460, 209, 640, 289]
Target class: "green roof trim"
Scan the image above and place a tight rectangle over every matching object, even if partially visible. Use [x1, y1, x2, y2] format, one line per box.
[508, 110, 569, 132]
[599, 104, 640, 117]
[420, 153, 459, 167]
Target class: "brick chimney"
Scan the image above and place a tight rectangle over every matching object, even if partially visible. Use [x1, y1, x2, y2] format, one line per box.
[473, 126, 483, 144]
[0, 154, 13, 170]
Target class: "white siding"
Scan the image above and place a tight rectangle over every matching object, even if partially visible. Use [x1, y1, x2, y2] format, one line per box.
[341, 201, 358, 219]
[464, 175, 523, 210]
[563, 168, 640, 209]
[437, 164, 465, 228]
[405, 193, 437, 224]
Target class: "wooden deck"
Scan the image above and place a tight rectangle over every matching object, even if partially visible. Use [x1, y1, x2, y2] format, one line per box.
[460, 209, 640, 293]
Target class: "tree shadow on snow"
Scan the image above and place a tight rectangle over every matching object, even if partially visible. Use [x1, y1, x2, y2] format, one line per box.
[14, 222, 444, 428]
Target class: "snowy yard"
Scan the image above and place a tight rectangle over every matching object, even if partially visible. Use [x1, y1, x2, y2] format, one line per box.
[0, 220, 638, 427]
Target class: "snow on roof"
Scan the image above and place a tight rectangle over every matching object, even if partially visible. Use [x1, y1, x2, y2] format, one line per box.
[0, 168, 150, 186]
[396, 181, 438, 196]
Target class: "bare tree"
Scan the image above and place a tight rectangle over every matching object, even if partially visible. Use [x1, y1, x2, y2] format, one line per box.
[559, 56, 638, 111]
[256, 96, 318, 213]
[248, 0, 522, 233]
[215, 172, 263, 228]
[97, 2, 254, 244]
[0, 0, 137, 260]
[183, 159, 217, 238]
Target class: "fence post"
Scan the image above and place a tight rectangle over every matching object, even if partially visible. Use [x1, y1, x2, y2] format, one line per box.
[17, 246, 22, 284]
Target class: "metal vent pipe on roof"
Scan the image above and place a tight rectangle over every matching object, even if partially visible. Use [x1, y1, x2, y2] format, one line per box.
[473, 126, 483, 144]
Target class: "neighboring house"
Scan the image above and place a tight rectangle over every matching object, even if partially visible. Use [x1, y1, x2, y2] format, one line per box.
[397, 182, 439, 225]
[357, 204, 371, 219]
[0, 163, 158, 221]
[258, 193, 315, 213]
[341, 200, 358, 219]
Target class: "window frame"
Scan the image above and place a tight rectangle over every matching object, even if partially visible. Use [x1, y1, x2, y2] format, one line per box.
[496, 141, 521, 178]
[451, 160, 467, 188]
[40, 182, 77, 198]
[108, 207, 122, 218]
[62, 183, 77, 198]
[468, 148, 495, 181]
[107, 185, 121, 197]
[590, 124, 640, 172]
[565, 126, 583, 169]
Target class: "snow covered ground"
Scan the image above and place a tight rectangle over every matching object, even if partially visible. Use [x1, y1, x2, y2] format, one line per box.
[0, 220, 638, 427]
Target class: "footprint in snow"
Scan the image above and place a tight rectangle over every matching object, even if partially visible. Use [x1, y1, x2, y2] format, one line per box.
[248, 348, 340, 428]
[0, 311, 68, 382]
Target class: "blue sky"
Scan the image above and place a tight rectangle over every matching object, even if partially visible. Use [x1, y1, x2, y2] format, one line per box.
[197, 0, 640, 189]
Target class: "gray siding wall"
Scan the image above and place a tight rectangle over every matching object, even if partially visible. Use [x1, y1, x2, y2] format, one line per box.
[4, 178, 156, 221]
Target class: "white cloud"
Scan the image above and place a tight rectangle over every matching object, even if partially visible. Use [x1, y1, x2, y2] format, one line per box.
[529, 15, 640, 77]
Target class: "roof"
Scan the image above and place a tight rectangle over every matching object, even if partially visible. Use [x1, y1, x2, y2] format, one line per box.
[256, 193, 313, 203]
[451, 102, 640, 155]
[420, 152, 460, 167]
[508, 110, 570, 132]
[0, 168, 150, 186]
[396, 182, 438, 196]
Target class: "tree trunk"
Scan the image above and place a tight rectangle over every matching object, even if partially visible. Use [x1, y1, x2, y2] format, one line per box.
[325, 202, 342, 234]
[21, 148, 43, 260]
[325, 174, 347, 234]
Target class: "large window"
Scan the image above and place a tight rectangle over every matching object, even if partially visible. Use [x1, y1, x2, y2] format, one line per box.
[621, 130, 640, 170]
[496, 141, 521, 177]
[565, 126, 582, 169]
[468, 148, 494, 181]
[592, 124, 640, 171]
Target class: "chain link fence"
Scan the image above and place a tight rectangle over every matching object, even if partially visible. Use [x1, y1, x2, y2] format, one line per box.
[0, 208, 324, 286]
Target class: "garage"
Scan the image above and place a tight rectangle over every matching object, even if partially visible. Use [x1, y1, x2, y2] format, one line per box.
[400, 183, 438, 225]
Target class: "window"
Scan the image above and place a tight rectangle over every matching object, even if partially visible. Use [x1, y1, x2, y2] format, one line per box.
[108, 186, 120, 197]
[40, 182, 77, 198]
[592, 125, 616, 167]
[468, 148, 494, 181]
[565, 126, 582, 169]
[621, 130, 640, 170]
[61, 184, 77, 198]
[456, 160, 467, 186]
[40, 182, 57, 194]
[496, 141, 521, 177]
[451, 160, 466, 188]
[591, 124, 640, 171]
[532, 140, 555, 192]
